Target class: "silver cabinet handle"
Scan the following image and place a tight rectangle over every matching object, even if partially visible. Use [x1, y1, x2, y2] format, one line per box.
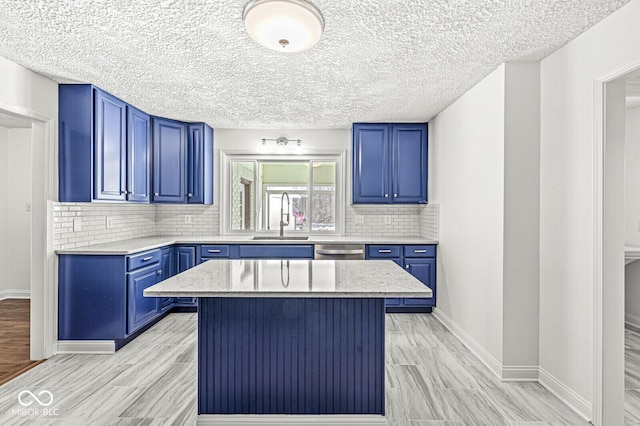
[316, 249, 364, 255]
[142, 256, 153, 261]
[414, 250, 427, 253]
[157, 270, 163, 275]
[379, 249, 392, 253]
[208, 250, 221, 253]
[406, 265, 409, 269]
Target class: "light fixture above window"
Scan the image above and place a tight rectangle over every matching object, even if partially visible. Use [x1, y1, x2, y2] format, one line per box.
[242, 0, 325, 53]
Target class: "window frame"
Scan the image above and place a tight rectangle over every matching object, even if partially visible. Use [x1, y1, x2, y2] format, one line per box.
[220, 151, 346, 236]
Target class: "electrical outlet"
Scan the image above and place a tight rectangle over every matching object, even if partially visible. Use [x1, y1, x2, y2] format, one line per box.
[73, 218, 82, 232]
[25, 202, 31, 212]
[384, 215, 391, 224]
[355, 215, 364, 224]
[106, 216, 114, 229]
[185, 215, 192, 224]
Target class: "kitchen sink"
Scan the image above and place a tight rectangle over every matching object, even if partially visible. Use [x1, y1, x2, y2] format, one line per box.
[252, 236, 309, 241]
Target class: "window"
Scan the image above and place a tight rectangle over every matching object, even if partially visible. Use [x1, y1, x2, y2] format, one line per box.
[223, 153, 345, 235]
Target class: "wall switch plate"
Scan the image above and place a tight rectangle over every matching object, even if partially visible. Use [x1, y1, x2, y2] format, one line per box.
[106, 216, 114, 229]
[185, 215, 192, 224]
[73, 218, 82, 232]
[355, 215, 364, 224]
[384, 215, 391, 224]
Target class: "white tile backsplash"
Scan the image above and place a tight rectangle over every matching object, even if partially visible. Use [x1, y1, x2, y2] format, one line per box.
[53, 201, 438, 249]
[155, 204, 219, 236]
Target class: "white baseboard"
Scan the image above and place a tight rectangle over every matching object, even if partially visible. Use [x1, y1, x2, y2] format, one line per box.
[538, 367, 592, 422]
[432, 307, 503, 379]
[57, 340, 115, 354]
[626, 313, 640, 332]
[197, 415, 386, 425]
[502, 365, 540, 382]
[0, 289, 31, 300]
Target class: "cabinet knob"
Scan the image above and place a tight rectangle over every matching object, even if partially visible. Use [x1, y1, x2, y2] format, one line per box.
[384, 194, 388, 198]
[406, 265, 409, 269]
[157, 270, 163, 275]
[394, 193, 397, 197]
[154, 192, 159, 196]
[188, 193, 193, 197]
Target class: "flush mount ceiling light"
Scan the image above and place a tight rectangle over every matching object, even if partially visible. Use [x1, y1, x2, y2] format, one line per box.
[243, 0, 325, 53]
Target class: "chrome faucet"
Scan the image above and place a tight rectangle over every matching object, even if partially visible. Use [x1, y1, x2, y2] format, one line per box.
[279, 192, 290, 238]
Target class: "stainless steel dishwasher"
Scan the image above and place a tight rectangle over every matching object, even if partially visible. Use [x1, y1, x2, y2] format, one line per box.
[314, 244, 365, 260]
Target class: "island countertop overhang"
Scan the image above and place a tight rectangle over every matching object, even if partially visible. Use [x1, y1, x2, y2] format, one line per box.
[144, 259, 433, 298]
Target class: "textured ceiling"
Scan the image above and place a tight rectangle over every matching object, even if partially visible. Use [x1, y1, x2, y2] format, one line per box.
[0, 0, 632, 129]
[0, 111, 32, 129]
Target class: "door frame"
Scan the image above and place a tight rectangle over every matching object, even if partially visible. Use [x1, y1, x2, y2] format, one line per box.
[593, 58, 640, 425]
[0, 101, 57, 360]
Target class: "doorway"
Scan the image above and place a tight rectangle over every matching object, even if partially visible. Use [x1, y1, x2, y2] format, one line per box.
[0, 105, 55, 367]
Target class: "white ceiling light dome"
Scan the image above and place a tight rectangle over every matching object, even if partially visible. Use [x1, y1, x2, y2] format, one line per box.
[243, 0, 325, 53]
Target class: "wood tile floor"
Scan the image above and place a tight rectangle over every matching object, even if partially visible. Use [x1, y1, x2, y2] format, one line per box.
[626, 327, 640, 424]
[0, 313, 591, 425]
[0, 299, 42, 386]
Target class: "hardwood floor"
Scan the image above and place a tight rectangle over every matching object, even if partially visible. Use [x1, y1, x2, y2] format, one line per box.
[0, 299, 43, 386]
[0, 312, 590, 425]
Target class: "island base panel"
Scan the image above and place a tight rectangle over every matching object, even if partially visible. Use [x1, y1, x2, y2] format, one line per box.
[198, 297, 385, 415]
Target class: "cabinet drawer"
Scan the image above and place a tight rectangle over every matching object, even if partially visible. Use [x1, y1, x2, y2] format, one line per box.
[403, 245, 436, 258]
[201, 245, 230, 258]
[367, 245, 401, 258]
[127, 249, 161, 271]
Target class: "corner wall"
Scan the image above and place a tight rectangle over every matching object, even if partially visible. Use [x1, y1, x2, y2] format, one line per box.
[430, 64, 507, 368]
[0, 126, 8, 295]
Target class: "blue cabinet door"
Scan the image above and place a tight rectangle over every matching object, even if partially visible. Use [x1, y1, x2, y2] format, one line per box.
[186, 123, 213, 205]
[127, 265, 160, 334]
[126, 106, 151, 202]
[152, 118, 186, 203]
[175, 246, 197, 305]
[159, 247, 175, 312]
[403, 258, 435, 307]
[392, 125, 427, 203]
[94, 89, 127, 201]
[352, 124, 390, 203]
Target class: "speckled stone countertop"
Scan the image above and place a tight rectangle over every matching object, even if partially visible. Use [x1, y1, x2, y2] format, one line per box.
[56, 235, 438, 255]
[144, 259, 433, 298]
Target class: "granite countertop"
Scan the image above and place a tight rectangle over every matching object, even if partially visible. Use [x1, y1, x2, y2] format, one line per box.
[144, 259, 433, 298]
[56, 235, 439, 255]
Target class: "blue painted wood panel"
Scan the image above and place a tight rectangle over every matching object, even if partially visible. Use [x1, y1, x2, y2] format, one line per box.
[237, 244, 314, 259]
[175, 246, 197, 305]
[392, 125, 427, 203]
[152, 117, 186, 203]
[127, 106, 151, 202]
[352, 124, 389, 203]
[403, 258, 436, 307]
[58, 84, 94, 202]
[58, 255, 127, 339]
[127, 264, 160, 334]
[198, 297, 385, 415]
[94, 89, 127, 201]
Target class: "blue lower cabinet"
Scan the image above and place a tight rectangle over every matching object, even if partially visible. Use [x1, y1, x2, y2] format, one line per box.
[174, 246, 198, 307]
[403, 258, 435, 308]
[127, 264, 161, 334]
[237, 244, 314, 259]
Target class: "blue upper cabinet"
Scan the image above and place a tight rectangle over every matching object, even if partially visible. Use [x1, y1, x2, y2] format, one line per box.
[152, 118, 187, 203]
[59, 85, 152, 203]
[59, 84, 213, 204]
[352, 123, 428, 204]
[94, 90, 127, 201]
[186, 123, 214, 205]
[126, 106, 151, 202]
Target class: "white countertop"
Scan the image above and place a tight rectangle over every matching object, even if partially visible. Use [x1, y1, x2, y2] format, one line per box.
[144, 259, 433, 298]
[56, 235, 438, 255]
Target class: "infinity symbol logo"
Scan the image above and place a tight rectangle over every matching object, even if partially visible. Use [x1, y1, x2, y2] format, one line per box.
[18, 390, 54, 407]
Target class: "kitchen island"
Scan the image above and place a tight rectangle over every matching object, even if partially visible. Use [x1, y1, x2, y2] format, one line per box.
[145, 259, 432, 425]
